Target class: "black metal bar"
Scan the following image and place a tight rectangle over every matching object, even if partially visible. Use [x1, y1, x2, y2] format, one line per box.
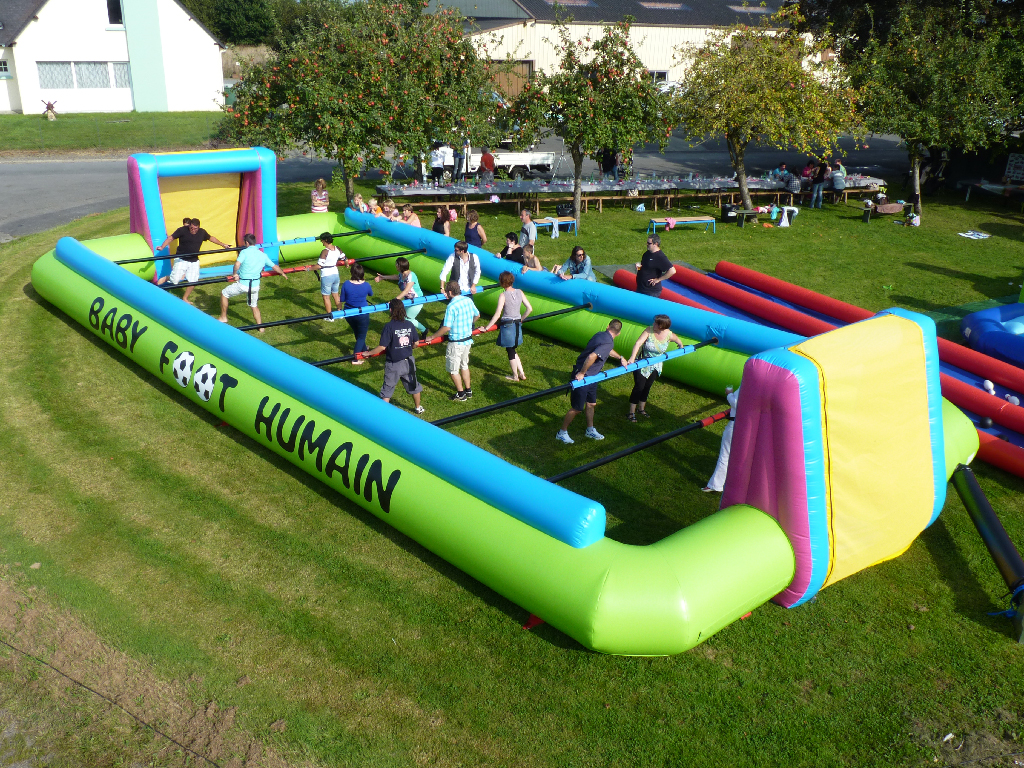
[311, 301, 594, 367]
[431, 383, 571, 427]
[239, 312, 339, 331]
[160, 265, 315, 290]
[546, 410, 731, 483]
[951, 464, 1024, 642]
[350, 248, 426, 263]
[114, 230, 370, 265]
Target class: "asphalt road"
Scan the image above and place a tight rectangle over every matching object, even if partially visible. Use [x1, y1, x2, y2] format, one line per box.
[0, 134, 910, 241]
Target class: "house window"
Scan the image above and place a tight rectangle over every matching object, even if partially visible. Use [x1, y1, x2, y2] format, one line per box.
[728, 4, 775, 12]
[38, 62, 74, 89]
[113, 62, 131, 88]
[639, 2, 689, 8]
[75, 62, 111, 89]
[0, 60, 8, 74]
[107, 0, 124, 25]
[649, 71, 669, 82]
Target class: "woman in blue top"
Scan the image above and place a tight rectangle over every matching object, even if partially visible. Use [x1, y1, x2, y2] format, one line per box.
[464, 209, 487, 248]
[340, 262, 374, 363]
[374, 256, 427, 334]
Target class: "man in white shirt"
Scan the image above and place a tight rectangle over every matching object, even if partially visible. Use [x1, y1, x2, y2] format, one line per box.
[439, 241, 480, 294]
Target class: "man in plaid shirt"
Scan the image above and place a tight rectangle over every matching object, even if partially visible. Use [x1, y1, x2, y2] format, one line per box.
[426, 280, 480, 401]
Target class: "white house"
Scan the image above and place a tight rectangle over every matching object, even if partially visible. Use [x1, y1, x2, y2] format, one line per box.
[428, 0, 780, 94]
[0, 0, 225, 113]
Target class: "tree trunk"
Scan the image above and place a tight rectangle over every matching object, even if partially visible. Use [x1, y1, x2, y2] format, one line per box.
[727, 133, 753, 212]
[344, 172, 356, 209]
[571, 145, 584, 220]
[908, 149, 923, 216]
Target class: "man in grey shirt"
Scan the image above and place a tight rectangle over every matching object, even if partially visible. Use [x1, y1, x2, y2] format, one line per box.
[519, 209, 537, 250]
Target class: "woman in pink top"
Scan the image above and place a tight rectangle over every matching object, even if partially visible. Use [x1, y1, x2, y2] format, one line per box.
[311, 178, 329, 213]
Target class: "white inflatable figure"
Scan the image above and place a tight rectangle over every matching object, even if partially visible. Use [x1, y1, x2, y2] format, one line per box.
[703, 385, 739, 493]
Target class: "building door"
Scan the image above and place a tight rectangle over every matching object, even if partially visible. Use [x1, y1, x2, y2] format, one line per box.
[492, 60, 534, 99]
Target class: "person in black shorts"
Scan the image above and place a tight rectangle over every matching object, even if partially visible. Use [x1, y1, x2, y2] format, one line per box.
[556, 319, 626, 444]
[156, 217, 232, 303]
[366, 299, 424, 414]
[635, 233, 676, 298]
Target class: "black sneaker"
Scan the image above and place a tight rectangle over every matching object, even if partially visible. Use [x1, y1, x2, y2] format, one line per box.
[463, 388, 473, 399]
[449, 391, 467, 401]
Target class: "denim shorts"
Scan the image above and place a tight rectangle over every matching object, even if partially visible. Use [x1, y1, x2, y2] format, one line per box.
[320, 272, 340, 295]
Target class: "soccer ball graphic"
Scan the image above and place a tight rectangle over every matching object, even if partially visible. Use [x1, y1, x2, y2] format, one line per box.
[193, 363, 217, 402]
[172, 351, 195, 388]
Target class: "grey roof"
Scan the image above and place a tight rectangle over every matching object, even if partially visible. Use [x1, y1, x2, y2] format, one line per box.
[498, 0, 778, 27]
[0, 0, 47, 47]
[0, 0, 225, 48]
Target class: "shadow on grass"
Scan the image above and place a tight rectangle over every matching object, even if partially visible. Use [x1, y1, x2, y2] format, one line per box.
[903, 262, 1021, 300]
[977, 222, 1024, 241]
[919, 517, 1010, 638]
[22, 281, 592, 653]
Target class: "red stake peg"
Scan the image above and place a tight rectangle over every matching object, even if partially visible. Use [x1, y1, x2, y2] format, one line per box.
[522, 614, 545, 631]
[740, 612, 752, 620]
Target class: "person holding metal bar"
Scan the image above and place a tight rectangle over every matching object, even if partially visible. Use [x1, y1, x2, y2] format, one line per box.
[703, 386, 739, 493]
[485, 271, 533, 382]
[365, 299, 424, 414]
[339, 262, 375, 363]
[219, 234, 287, 332]
[556, 319, 627, 444]
[316, 232, 345, 319]
[426, 280, 480, 402]
[439, 241, 480, 295]
[374, 256, 428, 335]
[157, 218, 232, 303]
[625, 315, 686, 422]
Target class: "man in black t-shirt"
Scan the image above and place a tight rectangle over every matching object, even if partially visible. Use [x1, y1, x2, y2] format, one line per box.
[367, 299, 424, 413]
[556, 319, 627, 444]
[156, 217, 232, 303]
[496, 231, 525, 265]
[635, 233, 676, 297]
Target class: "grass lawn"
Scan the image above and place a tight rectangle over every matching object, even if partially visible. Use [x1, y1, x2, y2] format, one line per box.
[1, 181, 1024, 767]
[0, 111, 226, 152]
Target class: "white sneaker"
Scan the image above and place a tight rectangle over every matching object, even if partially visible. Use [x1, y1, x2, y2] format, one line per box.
[585, 427, 604, 440]
[555, 430, 574, 444]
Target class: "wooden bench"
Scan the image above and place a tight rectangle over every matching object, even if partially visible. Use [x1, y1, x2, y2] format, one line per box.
[646, 216, 716, 235]
[535, 216, 579, 237]
[735, 209, 759, 227]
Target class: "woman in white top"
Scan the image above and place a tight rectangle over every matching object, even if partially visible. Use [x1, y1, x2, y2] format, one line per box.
[316, 232, 345, 319]
[311, 178, 329, 213]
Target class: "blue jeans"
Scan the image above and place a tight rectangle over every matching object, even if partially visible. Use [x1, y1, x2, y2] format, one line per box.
[346, 312, 370, 354]
[810, 183, 824, 208]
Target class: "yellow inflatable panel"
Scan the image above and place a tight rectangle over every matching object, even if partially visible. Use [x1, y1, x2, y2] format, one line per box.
[793, 315, 935, 587]
[158, 172, 241, 267]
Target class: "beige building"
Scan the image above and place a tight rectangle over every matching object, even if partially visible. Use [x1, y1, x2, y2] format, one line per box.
[428, 0, 778, 94]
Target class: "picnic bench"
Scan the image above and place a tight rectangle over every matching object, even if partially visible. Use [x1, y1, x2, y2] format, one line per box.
[535, 216, 579, 236]
[646, 217, 716, 235]
[735, 209, 760, 227]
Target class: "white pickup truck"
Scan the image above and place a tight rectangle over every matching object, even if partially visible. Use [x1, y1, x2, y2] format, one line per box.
[468, 151, 557, 179]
